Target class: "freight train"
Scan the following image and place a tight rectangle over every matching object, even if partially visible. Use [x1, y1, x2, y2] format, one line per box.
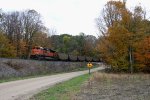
[30, 46, 100, 62]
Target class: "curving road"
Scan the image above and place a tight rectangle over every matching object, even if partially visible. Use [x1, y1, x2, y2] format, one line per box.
[0, 66, 105, 100]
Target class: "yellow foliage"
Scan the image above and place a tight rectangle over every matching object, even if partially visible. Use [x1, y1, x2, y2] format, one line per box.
[0, 33, 16, 57]
[96, 0, 149, 72]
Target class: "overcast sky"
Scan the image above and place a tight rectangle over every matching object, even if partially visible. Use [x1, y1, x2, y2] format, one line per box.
[0, 0, 150, 37]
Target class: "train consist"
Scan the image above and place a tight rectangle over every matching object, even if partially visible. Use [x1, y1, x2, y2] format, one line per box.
[30, 46, 100, 62]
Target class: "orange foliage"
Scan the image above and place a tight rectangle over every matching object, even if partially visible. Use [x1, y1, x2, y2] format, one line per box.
[96, 0, 150, 72]
[134, 36, 150, 71]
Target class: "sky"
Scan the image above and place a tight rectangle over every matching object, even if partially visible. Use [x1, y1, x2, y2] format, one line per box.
[0, 0, 150, 37]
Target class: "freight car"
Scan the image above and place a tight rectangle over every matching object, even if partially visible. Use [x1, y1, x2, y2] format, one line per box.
[30, 46, 100, 62]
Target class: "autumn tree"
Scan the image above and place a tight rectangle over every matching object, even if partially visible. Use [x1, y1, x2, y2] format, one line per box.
[133, 19, 150, 72]
[32, 27, 52, 48]
[96, 0, 148, 72]
[0, 32, 16, 57]
[0, 11, 24, 57]
[134, 36, 150, 72]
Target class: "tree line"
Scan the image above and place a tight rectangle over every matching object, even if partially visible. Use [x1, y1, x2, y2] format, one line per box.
[51, 33, 98, 57]
[96, 0, 150, 72]
[0, 9, 98, 59]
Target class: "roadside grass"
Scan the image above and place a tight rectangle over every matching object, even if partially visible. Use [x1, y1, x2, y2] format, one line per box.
[30, 74, 90, 100]
[92, 72, 150, 82]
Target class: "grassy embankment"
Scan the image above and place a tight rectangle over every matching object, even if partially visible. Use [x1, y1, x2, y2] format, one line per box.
[0, 65, 94, 83]
[30, 74, 90, 100]
[0, 62, 98, 83]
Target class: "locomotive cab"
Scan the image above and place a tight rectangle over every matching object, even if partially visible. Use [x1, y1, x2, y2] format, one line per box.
[30, 46, 44, 59]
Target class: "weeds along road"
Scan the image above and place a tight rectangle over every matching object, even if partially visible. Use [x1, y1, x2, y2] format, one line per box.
[0, 66, 105, 100]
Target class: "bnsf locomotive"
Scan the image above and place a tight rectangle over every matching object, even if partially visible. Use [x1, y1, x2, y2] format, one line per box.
[30, 46, 100, 62]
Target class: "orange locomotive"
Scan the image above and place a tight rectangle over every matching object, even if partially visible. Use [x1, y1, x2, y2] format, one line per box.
[30, 46, 58, 60]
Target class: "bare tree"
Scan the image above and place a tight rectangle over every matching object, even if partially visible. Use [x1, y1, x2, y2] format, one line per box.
[23, 10, 44, 59]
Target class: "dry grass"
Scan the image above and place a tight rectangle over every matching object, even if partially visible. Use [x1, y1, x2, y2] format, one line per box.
[93, 72, 150, 80]
[74, 72, 150, 100]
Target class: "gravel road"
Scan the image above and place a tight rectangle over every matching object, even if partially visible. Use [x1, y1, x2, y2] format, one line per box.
[0, 66, 104, 100]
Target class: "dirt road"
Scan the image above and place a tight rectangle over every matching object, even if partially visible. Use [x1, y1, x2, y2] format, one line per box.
[0, 66, 104, 100]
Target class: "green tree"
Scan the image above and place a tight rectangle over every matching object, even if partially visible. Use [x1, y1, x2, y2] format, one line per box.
[63, 35, 71, 53]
